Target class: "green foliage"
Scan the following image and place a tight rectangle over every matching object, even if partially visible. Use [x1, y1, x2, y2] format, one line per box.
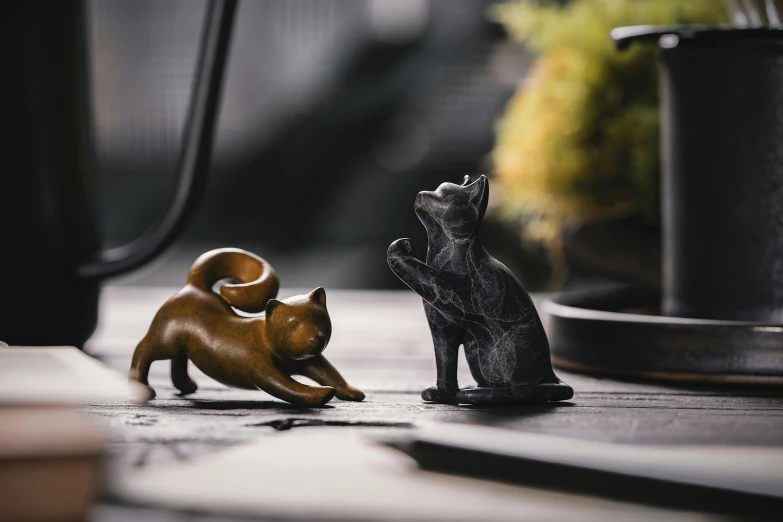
[490, 0, 728, 242]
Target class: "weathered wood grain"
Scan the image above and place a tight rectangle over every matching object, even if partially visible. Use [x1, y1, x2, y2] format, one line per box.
[85, 287, 783, 520]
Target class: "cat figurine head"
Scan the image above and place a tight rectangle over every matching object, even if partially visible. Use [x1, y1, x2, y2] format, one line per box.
[265, 287, 332, 361]
[415, 175, 489, 242]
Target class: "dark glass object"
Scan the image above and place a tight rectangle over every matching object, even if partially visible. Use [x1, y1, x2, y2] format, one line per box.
[0, 0, 236, 346]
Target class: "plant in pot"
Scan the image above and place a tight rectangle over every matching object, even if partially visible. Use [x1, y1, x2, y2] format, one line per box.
[489, 0, 728, 288]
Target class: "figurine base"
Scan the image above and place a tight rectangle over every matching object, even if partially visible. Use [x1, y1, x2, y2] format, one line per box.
[421, 386, 458, 404]
[454, 381, 573, 405]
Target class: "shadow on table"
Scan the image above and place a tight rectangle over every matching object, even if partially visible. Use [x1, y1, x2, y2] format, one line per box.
[181, 399, 335, 412]
[460, 401, 575, 414]
[430, 402, 575, 427]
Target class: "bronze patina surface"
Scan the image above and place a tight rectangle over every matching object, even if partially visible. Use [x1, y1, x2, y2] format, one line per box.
[129, 248, 364, 406]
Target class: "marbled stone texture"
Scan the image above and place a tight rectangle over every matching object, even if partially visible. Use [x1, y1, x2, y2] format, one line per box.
[388, 175, 573, 405]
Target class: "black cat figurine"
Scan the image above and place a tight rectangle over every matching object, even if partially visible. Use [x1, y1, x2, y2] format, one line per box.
[387, 175, 573, 405]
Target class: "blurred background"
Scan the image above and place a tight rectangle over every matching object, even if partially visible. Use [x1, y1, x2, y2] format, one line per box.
[89, 0, 728, 291]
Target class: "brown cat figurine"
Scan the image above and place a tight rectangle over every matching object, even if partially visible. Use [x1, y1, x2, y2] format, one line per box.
[129, 248, 365, 406]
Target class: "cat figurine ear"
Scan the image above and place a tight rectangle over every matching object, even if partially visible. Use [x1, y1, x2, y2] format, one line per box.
[464, 175, 489, 222]
[309, 287, 327, 306]
[266, 298, 282, 317]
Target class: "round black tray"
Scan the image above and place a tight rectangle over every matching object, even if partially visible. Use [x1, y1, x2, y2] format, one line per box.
[542, 286, 783, 385]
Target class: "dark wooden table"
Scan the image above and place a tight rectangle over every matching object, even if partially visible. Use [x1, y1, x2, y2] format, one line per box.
[85, 287, 783, 521]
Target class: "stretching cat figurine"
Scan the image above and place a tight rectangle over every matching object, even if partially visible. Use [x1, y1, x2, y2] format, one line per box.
[129, 248, 364, 406]
[388, 175, 573, 405]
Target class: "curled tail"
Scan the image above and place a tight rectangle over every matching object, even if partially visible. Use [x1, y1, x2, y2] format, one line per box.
[186, 248, 279, 313]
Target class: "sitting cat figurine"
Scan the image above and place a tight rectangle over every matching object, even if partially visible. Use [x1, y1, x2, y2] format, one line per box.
[387, 175, 573, 405]
[129, 248, 365, 406]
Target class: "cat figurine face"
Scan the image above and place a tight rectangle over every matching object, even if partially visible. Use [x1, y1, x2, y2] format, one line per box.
[265, 287, 332, 361]
[414, 175, 489, 242]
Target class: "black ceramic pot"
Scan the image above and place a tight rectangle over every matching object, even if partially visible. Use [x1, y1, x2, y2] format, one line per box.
[615, 26, 783, 322]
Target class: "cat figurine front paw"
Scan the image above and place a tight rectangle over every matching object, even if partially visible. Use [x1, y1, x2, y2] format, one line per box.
[388, 175, 573, 405]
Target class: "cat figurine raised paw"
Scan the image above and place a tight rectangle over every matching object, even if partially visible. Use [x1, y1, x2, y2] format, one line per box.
[130, 248, 365, 406]
[387, 175, 573, 405]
